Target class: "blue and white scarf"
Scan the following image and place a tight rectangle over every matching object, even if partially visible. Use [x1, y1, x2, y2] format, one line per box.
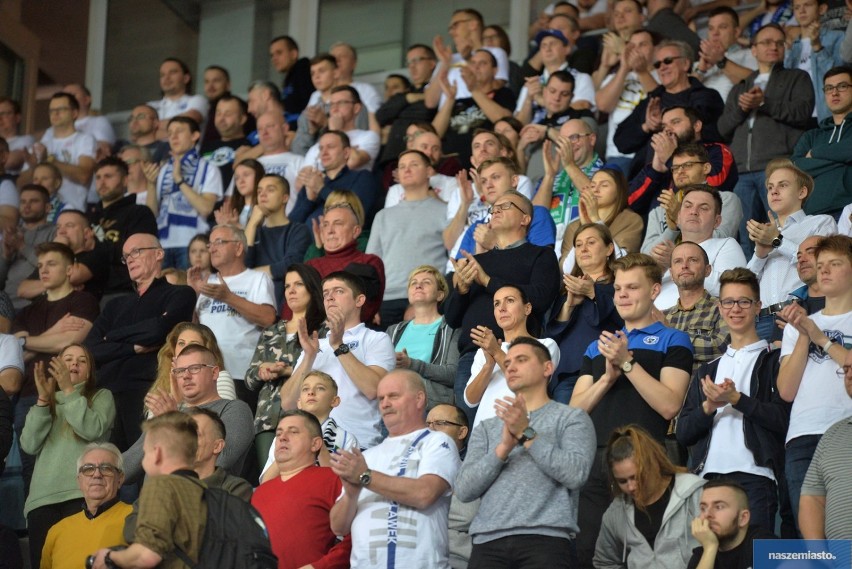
[157, 149, 203, 240]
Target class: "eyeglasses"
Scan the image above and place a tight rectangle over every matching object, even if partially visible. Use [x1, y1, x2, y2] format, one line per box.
[426, 420, 464, 429]
[754, 39, 785, 48]
[171, 363, 216, 377]
[206, 238, 240, 249]
[652, 56, 686, 69]
[324, 201, 358, 216]
[328, 100, 355, 108]
[488, 201, 527, 215]
[120, 247, 160, 264]
[78, 463, 122, 477]
[671, 161, 707, 173]
[128, 113, 153, 122]
[448, 18, 474, 31]
[406, 57, 434, 66]
[836, 365, 851, 378]
[719, 298, 756, 309]
[824, 82, 850, 95]
[567, 133, 593, 143]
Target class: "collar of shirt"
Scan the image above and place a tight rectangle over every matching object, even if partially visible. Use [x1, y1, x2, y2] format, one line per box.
[670, 289, 715, 313]
[82, 496, 122, 520]
[725, 339, 768, 357]
[343, 322, 366, 338]
[624, 321, 668, 337]
[494, 238, 528, 250]
[780, 209, 806, 229]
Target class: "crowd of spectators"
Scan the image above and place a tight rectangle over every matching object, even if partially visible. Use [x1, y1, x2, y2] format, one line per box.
[1, 0, 852, 567]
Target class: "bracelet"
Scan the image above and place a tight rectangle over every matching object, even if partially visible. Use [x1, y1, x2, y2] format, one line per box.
[36, 398, 49, 406]
[822, 338, 833, 352]
[175, 179, 184, 186]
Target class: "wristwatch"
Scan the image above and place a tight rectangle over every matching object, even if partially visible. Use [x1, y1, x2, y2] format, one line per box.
[174, 178, 185, 186]
[333, 343, 350, 357]
[716, 56, 728, 70]
[621, 358, 635, 373]
[517, 427, 537, 445]
[771, 232, 784, 248]
[359, 469, 372, 486]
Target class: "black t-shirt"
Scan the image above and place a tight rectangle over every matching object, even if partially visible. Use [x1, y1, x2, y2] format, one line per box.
[200, 137, 249, 189]
[686, 525, 777, 569]
[442, 87, 516, 169]
[635, 478, 673, 548]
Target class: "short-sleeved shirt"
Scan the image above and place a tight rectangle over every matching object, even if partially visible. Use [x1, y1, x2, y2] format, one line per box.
[350, 428, 461, 568]
[293, 323, 395, 448]
[149, 94, 209, 122]
[801, 417, 852, 539]
[580, 321, 694, 446]
[196, 269, 276, 380]
[36, 131, 97, 210]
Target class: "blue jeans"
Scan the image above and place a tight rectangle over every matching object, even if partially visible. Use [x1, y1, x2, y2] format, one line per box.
[733, 170, 769, 259]
[785, 434, 822, 536]
[705, 471, 777, 534]
[162, 246, 189, 270]
[756, 313, 776, 342]
[455, 351, 477, 429]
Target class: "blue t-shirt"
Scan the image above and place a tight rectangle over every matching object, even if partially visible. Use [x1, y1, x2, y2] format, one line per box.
[396, 318, 442, 362]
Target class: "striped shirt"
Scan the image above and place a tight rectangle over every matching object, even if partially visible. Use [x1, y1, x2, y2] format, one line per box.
[801, 417, 852, 539]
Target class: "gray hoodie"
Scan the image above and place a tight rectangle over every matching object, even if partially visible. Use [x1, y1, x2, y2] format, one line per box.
[593, 472, 706, 569]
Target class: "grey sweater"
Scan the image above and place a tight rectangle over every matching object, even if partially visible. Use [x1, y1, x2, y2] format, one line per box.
[121, 398, 254, 484]
[455, 400, 596, 544]
[366, 196, 449, 300]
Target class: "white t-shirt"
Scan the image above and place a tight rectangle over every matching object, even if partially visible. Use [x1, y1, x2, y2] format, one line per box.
[196, 269, 276, 380]
[294, 323, 396, 448]
[36, 130, 97, 210]
[75, 115, 116, 144]
[600, 70, 652, 160]
[384, 174, 459, 210]
[303, 129, 380, 172]
[148, 94, 209, 121]
[701, 340, 775, 480]
[349, 428, 461, 569]
[465, 338, 560, 432]
[155, 156, 223, 249]
[0, 179, 19, 208]
[306, 82, 383, 114]
[782, 309, 852, 443]
[839, 203, 852, 237]
[514, 64, 596, 113]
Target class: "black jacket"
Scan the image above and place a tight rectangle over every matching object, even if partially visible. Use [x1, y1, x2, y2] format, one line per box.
[676, 347, 790, 473]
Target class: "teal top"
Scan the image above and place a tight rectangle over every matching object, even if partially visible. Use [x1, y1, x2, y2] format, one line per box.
[20, 384, 115, 516]
[396, 318, 443, 362]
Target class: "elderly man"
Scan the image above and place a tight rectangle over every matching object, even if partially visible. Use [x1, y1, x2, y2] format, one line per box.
[121, 345, 254, 484]
[456, 337, 596, 569]
[252, 410, 351, 569]
[614, 40, 725, 176]
[329, 370, 461, 568]
[42, 443, 133, 569]
[85, 233, 196, 451]
[305, 201, 385, 324]
[189, 224, 276, 407]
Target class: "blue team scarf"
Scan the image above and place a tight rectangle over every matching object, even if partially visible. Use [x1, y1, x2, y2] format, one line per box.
[157, 149, 201, 239]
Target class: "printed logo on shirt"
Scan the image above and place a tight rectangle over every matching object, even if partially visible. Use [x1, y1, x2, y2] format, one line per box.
[808, 329, 848, 363]
[208, 146, 235, 167]
[345, 341, 359, 350]
[643, 336, 660, 345]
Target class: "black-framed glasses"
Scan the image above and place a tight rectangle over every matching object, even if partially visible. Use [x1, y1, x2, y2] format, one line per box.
[671, 161, 707, 173]
[488, 201, 527, 215]
[824, 82, 850, 95]
[426, 420, 463, 429]
[171, 363, 216, 377]
[120, 247, 160, 264]
[835, 365, 851, 378]
[719, 298, 756, 310]
[652, 56, 686, 69]
[206, 239, 239, 249]
[78, 463, 122, 477]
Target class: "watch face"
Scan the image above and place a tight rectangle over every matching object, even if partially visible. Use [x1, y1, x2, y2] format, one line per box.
[523, 427, 536, 439]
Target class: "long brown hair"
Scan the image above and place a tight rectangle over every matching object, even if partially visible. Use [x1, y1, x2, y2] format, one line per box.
[570, 222, 616, 281]
[605, 424, 686, 510]
[230, 159, 264, 213]
[47, 343, 99, 417]
[595, 167, 629, 226]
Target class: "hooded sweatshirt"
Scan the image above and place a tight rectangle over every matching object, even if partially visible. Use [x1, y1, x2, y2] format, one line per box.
[594, 473, 706, 569]
[793, 112, 852, 216]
